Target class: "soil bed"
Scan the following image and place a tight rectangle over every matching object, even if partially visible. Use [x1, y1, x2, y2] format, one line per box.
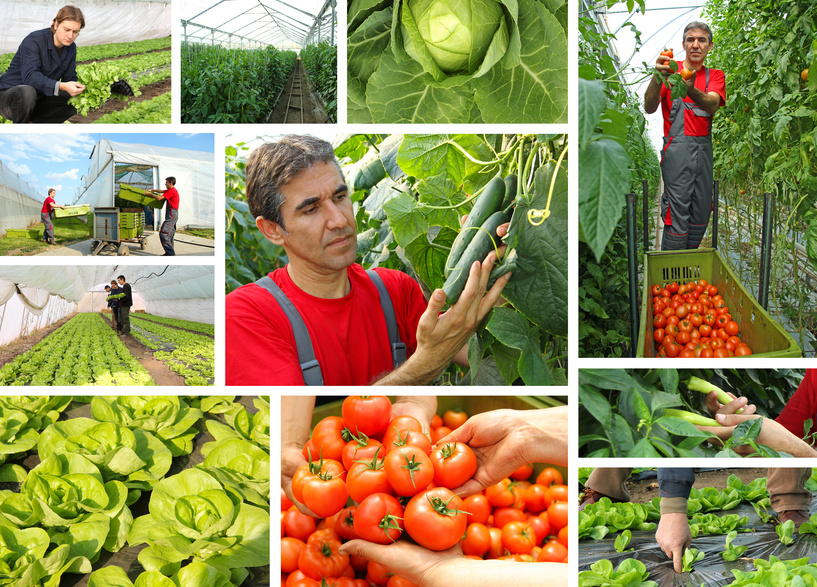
[68, 79, 171, 124]
[104, 316, 186, 385]
[623, 467, 769, 503]
[268, 60, 329, 123]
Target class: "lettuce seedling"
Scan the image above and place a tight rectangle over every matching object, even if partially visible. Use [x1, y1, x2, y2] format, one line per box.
[614, 529, 633, 553]
[681, 547, 704, 573]
[722, 531, 748, 561]
[776, 519, 795, 545]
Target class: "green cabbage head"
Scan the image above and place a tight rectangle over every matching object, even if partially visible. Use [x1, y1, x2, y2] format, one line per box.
[400, 0, 515, 80]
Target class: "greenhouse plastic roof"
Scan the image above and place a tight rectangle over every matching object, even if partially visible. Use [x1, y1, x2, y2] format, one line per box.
[180, 0, 335, 48]
[0, 266, 214, 304]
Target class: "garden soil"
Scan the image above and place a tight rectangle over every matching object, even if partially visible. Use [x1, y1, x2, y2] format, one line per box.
[268, 60, 330, 123]
[581, 468, 817, 587]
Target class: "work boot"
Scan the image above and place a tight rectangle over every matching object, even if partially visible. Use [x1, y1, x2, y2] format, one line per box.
[778, 509, 809, 531]
[579, 486, 626, 511]
[49, 238, 56, 245]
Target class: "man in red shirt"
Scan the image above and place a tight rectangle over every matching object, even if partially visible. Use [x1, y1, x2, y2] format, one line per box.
[226, 135, 511, 386]
[41, 188, 65, 244]
[148, 176, 179, 256]
[644, 22, 726, 250]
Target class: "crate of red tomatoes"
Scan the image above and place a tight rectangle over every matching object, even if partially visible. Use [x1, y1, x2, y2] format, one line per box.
[637, 248, 800, 358]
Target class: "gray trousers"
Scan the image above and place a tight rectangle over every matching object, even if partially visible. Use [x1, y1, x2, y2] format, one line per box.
[41, 212, 54, 242]
[120, 306, 131, 334]
[159, 207, 178, 255]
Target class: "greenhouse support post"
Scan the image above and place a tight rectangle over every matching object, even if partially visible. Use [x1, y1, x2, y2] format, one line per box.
[626, 192, 639, 357]
[712, 180, 719, 250]
[642, 180, 648, 252]
[758, 192, 774, 310]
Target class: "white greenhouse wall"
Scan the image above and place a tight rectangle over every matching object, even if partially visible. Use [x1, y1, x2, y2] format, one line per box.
[0, 294, 75, 345]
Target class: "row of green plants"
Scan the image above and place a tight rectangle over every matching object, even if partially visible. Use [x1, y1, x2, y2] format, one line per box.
[0, 313, 154, 386]
[300, 41, 337, 122]
[226, 134, 568, 385]
[0, 395, 269, 587]
[181, 43, 297, 123]
[0, 36, 171, 73]
[129, 315, 214, 385]
[703, 0, 817, 354]
[93, 92, 171, 124]
[578, 368, 805, 457]
[135, 312, 215, 336]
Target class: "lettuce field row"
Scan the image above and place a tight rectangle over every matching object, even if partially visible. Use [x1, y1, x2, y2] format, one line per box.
[135, 312, 215, 335]
[181, 43, 297, 123]
[0, 395, 269, 587]
[93, 92, 171, 124]
[0, 36, 171, 75]
[0, 313, 153, 386]
[130, 315, 214, 385]
[301, 41, 337, 122]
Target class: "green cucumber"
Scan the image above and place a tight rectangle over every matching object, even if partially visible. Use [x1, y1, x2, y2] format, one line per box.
[663, 408, 721, 427]
[442, 210, 509, 305]
[486, 248, 517, 290]
[445, 177, 506, 278]
[502, 174, 518, 209]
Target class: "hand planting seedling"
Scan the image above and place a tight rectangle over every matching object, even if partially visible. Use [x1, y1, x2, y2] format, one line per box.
[681, 547, 705, 573]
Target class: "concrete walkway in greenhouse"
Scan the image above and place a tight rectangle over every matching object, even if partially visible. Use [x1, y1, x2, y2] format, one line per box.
[35, 230, 215, 257]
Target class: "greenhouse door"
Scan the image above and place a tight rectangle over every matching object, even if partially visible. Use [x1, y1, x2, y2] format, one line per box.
[113, 163, 158, 229]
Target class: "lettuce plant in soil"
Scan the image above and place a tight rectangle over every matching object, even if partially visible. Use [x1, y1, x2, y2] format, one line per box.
[128, 467, 269, 584]
[348, 0, 567, 122]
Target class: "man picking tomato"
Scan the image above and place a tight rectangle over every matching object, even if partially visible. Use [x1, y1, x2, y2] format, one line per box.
[644, 22, 726, 250]
[226, 135, 511, 385]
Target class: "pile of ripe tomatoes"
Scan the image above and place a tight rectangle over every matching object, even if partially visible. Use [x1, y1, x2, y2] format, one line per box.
[650, 279, 753, 358]
[281, 396, 568, 587]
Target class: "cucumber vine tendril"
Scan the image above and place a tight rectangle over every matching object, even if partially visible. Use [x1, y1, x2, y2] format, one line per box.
[527, 143, 568, 226]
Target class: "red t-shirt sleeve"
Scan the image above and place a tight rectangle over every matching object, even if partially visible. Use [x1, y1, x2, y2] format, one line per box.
[708, 68, 726, 106]
[225, 281, 305, 386]
[775, 370, 817, 441]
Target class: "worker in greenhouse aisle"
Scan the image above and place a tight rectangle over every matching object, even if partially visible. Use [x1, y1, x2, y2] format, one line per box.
[0, 6, 86, 123]
[148, 176, 179, 256]
[225, 135, 512, 386]
[117, 275, 132, 335]
[644, 22, 726, 250]
[109, 279, 123, 331]
[41, 188, 65, 244]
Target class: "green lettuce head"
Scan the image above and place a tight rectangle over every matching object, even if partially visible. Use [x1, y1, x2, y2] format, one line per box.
[398, 0, 517, 81]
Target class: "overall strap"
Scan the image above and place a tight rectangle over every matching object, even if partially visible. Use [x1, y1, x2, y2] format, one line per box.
[366, 269, 407, 369]
[254, 275, 323, 386]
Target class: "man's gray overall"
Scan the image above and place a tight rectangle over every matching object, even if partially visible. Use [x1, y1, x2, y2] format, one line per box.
[660, 67, 713, 251]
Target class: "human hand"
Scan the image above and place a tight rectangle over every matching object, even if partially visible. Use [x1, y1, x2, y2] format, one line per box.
[392, 397, 437, 434]
[655, 52, 674, 78]
[414, 251, 510, 372]
[281, 444, 319, 517]
[338, 539, 466, 586]
[708, 413, 817, 457]
[656, 512, 692, 573]
[437, 407, 568, 497]
[61, 81, 85, 96]
[704, 391, 757, 417]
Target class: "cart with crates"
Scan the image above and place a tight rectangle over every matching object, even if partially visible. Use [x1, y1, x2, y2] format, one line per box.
[89, 184, 162, 255]
[625, 182, 801, 358]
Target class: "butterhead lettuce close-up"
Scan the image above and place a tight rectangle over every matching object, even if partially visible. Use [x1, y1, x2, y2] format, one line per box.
[348, 0, 567, 122]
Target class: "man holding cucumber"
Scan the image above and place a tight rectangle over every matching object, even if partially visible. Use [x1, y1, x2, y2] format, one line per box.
[644, 22, 726, 250]
[226, 135, 511, 386]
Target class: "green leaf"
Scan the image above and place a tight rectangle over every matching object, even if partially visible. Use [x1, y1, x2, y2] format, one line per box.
[383, 192, 428, 247]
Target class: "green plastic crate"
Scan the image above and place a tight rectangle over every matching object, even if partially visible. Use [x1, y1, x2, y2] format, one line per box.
[120, 226, 143, 239]
[637, 248, 801, 357]
[5, 228, 42, 239]
[118, 183, 164, 209]
[120, 212, 144, 229]
[53, 204, 90, 218]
